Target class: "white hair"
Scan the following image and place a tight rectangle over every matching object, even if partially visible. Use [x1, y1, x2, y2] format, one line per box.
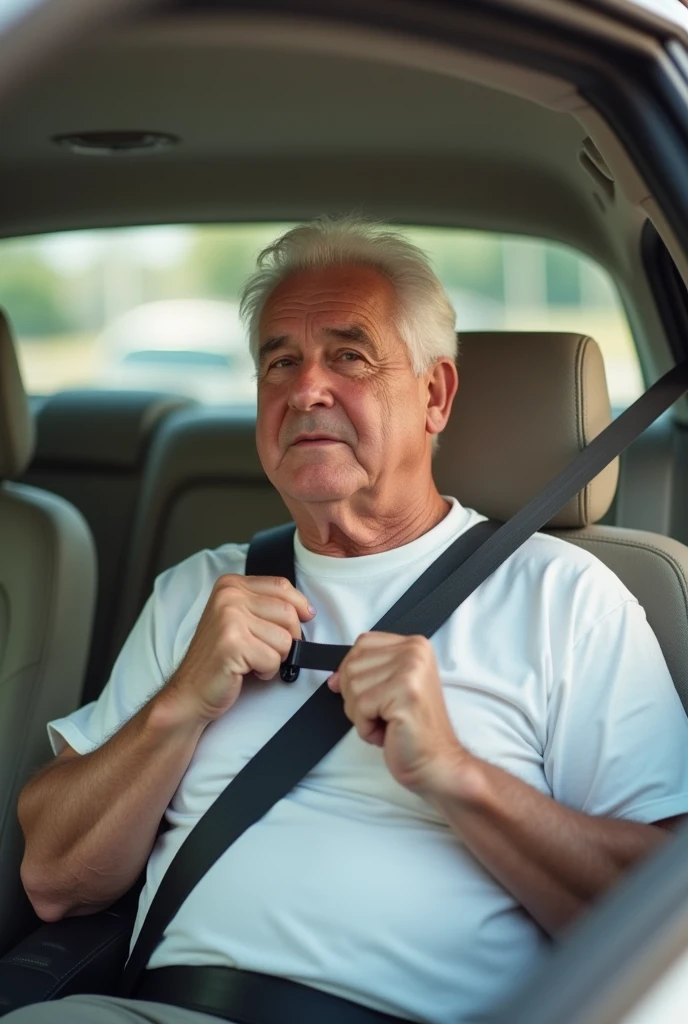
[239, 216, 458, 374]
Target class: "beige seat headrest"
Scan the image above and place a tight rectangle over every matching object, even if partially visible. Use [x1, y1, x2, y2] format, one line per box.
[0, 310, 35, 479]
[433, 332, 618, 528]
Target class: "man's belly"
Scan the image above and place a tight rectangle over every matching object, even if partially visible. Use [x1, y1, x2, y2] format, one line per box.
[137, 783, 548, 1024]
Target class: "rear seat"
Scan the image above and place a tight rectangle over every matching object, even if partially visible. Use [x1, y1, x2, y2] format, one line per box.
[20, 390, 193, 703]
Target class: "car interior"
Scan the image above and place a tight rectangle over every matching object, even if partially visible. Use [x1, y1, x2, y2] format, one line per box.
[3, 1, 688, 1020]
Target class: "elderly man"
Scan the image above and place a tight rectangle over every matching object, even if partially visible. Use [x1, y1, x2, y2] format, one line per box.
[12, 218, 688, 1024]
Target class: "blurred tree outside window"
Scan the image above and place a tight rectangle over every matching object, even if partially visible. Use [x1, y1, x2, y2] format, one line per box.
[0, 224, 641, 407]
[0, 250, 72, 336]
[544, 247, 582, 306]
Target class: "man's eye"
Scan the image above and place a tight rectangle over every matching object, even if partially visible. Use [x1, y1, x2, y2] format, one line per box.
[269, 357, 294, 369]
[339, 351, 362, 362]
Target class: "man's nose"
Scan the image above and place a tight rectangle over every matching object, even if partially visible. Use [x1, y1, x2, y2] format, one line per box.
[287, 362, 335, 410]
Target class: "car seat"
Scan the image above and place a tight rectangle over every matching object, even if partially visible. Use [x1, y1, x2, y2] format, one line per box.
[0, 310, 97, 950]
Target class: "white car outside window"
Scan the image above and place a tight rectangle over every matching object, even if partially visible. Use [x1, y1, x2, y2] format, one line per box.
[98, 299, 256, 404]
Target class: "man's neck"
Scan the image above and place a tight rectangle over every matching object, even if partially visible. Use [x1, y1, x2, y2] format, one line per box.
[287, 489, 452, 558]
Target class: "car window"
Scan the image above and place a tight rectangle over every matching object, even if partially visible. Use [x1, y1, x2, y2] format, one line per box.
[620, 941, 688, 1023]
[0, 224, 641, 409]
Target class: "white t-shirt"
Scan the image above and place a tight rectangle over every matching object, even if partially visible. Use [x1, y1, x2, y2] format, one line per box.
[48, 498, 688, 1024]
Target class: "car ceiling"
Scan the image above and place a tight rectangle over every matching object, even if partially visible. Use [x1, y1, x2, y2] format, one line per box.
[0, 5, 675, 399]
[0, 13, 616, 257]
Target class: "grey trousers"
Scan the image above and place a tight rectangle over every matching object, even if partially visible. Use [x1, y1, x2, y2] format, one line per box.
[2, 995, 232, 1023]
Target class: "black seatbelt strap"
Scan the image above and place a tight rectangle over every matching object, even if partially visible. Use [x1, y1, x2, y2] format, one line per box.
[245, 521, 298, 586]
[120, 355, 688, 995]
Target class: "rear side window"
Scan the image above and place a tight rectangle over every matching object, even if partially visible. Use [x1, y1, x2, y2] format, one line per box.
[0, 224, 641, 408]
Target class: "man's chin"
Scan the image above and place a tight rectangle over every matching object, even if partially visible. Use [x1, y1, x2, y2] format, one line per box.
[275, 467, 362, 505]
[284, 484, 357, 504]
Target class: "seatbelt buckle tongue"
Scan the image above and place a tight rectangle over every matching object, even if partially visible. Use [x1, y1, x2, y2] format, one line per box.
[280, 638, 302, 683]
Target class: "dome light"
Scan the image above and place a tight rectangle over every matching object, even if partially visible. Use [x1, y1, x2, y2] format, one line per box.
[52, 131, 180, 156]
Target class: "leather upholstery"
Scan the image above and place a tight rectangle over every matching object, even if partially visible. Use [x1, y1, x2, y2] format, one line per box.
[34, 390, 191, 468]
[25, 391, 193, 704]
[0, 315, 97, 950]
[433, 332, 618, 528]
[0, 310, 34, 480]
[0, 483, 97, 949]
[555, 526, 688, 709]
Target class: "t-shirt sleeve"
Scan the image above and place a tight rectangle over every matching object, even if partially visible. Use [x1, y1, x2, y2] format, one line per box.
[544, 596, 688, 825]
[47, 544, 248, 757]
[47, 587, 173, 757]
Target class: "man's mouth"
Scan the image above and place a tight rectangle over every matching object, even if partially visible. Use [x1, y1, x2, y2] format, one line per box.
[291, 434, 343, 447]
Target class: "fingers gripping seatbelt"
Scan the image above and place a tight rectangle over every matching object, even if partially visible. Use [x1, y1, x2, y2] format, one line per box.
[120, 355, 688, 994]
[243, 520, 508, 682]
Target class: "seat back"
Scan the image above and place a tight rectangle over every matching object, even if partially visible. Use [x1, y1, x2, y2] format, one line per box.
[434, 331, 688, 709]
[22, 390, 191, 704]
[0, 312, 97, 949]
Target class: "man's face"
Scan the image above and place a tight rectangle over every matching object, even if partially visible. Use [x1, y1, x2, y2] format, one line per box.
[255, 265, 435, 507]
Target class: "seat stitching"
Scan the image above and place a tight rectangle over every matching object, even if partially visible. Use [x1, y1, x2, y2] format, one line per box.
[8, 956, 56, 969]
[574, 335, 587, 525]
[42, 931, 126, 998]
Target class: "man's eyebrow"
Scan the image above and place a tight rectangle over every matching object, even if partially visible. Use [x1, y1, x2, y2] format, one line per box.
[322, 325, 376, 349]
[258, 336, 289, 363]
[259, 326, 377, 362]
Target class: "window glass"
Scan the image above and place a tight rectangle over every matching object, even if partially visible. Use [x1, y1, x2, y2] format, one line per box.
[0, 225, 641, 408]
[405, 228, 642, 408]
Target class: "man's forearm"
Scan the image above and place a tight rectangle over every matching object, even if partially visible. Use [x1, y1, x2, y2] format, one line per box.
[425, 754, 671, 936]
[19, 688, 205, 922]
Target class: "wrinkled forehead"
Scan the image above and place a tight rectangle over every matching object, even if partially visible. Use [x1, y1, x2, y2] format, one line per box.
[259, 265, 400, 341]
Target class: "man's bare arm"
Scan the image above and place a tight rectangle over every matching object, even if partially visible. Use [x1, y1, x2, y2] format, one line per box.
[427, 753, 675, 936]
[19, 693, 205, 922]
[19, 573, 314, 923]
[331, 632, 682, 938]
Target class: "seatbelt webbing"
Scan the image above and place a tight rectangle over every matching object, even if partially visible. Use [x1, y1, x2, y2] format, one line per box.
[120, 355, 688, 995]
[245, 521, 298, 586]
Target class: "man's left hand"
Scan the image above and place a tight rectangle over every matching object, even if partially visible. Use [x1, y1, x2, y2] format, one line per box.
[328, 632, 465, 795]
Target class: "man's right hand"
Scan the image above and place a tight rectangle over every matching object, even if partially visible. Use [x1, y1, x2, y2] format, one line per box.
[163, 575, 315, 724]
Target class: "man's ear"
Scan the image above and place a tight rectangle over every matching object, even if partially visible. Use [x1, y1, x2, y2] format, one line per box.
[426, 358, 458, 437]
